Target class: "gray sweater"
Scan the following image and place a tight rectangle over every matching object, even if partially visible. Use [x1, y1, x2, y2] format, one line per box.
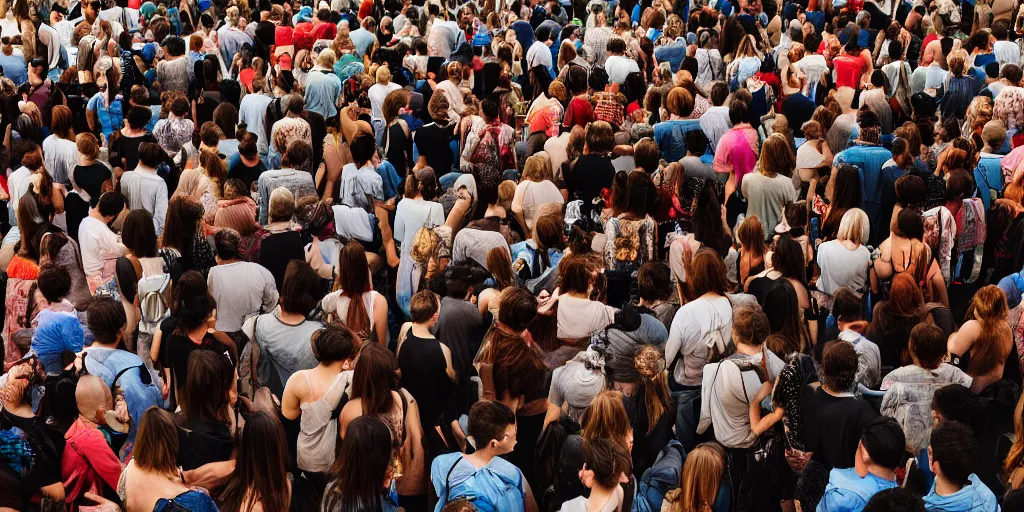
[119, 167, 168, 235]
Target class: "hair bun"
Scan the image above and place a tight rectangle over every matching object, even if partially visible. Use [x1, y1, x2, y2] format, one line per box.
[634, 345, 664, 379]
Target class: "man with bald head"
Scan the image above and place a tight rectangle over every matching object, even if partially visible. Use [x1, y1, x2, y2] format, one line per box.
[61, 375, 123, 507]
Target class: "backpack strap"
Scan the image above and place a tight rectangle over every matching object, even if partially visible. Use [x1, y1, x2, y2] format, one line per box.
[444, 456, 462, 503]
[249, 316, 261, 394]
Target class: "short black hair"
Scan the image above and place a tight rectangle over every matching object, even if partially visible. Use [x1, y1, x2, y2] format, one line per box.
[138, 142, 168, 168]
[684, 129, 708, 156]
[311, 324, 359, 363]
[606, 37, 626, 55]
[888, 40, 903, 61]
[213, 228, 241, 260]
[37, 264, 71, 303]
[350, 133, 376, 167]
[931, 384, 984, 439]
[125, 105, 153, 130]
[280, 260, 320, 314]
[1003, 63, 1023, 84]
[728, 100, 748, 125]
[930, 421, 978, 487]
[96, 191, 125, 218]
[481, 98, 499, 120]
[468, 400, 516, 445]
[805, 33, 822, 54]
[162, 35, 186, 57]
[863, 488, 925, 512]
[86, 296, 127, 344]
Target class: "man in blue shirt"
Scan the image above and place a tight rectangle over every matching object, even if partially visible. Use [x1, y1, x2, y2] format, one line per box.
[923, 421, 999, 512]
[818, 417, 904, 511]
[833, 110, 893, 246]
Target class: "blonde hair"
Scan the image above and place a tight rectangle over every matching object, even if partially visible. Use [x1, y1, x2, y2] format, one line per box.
[580, 390, 632, 448]
[664, 443, 725, 512]
[317, 48, 337, 69]
[836, 208, 869, 246]
[947, 49, 968, 77]
[757, 134, 795, 178]
[411, 226, 439, 263]
[523, 153, 553, 182]
[375, 64, 391, 84]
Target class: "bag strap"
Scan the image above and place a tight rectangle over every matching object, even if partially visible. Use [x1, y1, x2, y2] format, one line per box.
[443, 455, 462, 503]
[249, 316, 261, 394]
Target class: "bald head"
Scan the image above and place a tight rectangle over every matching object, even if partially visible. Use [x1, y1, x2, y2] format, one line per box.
[76, 375, 112, 424]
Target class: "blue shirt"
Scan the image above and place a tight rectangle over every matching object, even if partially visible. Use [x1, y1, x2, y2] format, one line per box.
[974, 155, 1003, 211]
[303, 69, 342, 119]
[654, 119, 702, 163]
[431, 453, 526, 512]
[818, 467, 897, 512]
[923, 473, 998, 512]
[350, 28, 376, 58]
[834, 143, 893, 240]
[0, 53, 28, 85]
[654, 40, 687, 73]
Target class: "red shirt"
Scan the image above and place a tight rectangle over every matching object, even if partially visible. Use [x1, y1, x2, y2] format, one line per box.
[62, 418, 122, 506]
[312, 22, 337, 41]
[562, 96, 594, 129]
[358, 0, 373, 20]
[275, 25, 294, 47]
[833, 54, 865, 89]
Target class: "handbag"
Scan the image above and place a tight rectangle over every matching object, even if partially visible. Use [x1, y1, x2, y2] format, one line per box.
[247, 316, 282, 413]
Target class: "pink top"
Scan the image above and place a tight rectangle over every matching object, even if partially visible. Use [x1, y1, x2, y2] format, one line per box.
[713, 124, 759, 184]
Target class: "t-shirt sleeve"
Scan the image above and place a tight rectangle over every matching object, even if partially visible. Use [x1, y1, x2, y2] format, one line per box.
[157, 317, 177, 367]
[548, 366, 565, 406]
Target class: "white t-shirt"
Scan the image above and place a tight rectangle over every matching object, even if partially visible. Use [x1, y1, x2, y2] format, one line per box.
[78, 215, 126, 282]
[993, 40, 1020, 68]
[526, 40, 553, 71]
[605, 54, 640, 84]
[666, 296, 733, 387]
[367, 82, 402, 120]
[7, 166, 31, 208]
[512, 180, 564, 232]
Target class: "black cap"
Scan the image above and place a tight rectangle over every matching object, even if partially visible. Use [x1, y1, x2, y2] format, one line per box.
[861, 417, 906, 470]
[51, 4, 68, 15]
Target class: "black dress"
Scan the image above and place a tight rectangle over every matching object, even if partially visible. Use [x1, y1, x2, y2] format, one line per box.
[255, 230, 306, 291]
[398, 333, 453, 432]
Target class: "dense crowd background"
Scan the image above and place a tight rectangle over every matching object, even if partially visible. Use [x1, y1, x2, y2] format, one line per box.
[4, 0, 1024, 510]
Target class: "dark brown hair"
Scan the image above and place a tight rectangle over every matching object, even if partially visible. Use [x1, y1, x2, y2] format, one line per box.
[335, 241, 372, 336]
[280, 260, 320, 314]
[133, 407, 179, 474]
[351, 342, 399, 418]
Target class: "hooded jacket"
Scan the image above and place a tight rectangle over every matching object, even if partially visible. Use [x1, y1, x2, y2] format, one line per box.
[922, 473, 999, 512]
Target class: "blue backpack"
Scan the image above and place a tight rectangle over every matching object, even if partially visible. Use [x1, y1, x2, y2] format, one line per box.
[633, 441, 685, 512]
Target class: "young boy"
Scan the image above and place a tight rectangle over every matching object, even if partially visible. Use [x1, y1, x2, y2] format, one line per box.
[831, 287, 881, 390]
[923, 421, 999, 511]
[432, 400, 530, 511]
[818, 417, 905, 511]
[61, 375, 123, 506]
[880, 324, 972, 454]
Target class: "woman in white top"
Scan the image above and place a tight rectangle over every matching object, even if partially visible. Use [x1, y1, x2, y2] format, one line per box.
[436, 61, 467, 120]
[512, 152, 564, 238]
[281, 325, 360, 474]
[322, 241, 388, 345]
[367, 64, 402, 120]
[666, 248, 734, 389]
[394, 167, 445, 249]
[816, 208, 872, 310]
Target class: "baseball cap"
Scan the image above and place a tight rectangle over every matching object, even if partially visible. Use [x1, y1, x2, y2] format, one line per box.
[277, 53, 293, 71]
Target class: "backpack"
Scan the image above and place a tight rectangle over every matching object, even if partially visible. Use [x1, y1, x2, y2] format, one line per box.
[135, 252, 177, 336]
[634, 441, 686, 512]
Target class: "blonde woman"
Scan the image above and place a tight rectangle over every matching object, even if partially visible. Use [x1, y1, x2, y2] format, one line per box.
[367, 64, 401, 120]
[816, 208, 872, 310]
[662, 443, 726, 512]
[725, 35, 761, 86]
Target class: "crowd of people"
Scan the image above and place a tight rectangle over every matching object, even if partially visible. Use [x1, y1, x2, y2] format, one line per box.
[4, 0, 1024, 510]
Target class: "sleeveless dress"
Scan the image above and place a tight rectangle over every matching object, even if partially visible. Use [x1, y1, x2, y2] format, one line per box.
[297, 371, 352, 473]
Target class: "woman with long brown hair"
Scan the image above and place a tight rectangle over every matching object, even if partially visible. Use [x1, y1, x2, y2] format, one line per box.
[119, 407, 220, 511]
[217, 411, 292, 512]
[662, 443, 726, 512]
[322, 241, 388, 345]
[603, 344, 673, 477]
[948, 285, 1014, 393]
[868, 273, 953, 369]
[735, 216, 766, 289]
[555, 390, 635, 505]
[161, 196, 215, 277]
[338, 342, 426, 508]
[478, 246, 514, 319]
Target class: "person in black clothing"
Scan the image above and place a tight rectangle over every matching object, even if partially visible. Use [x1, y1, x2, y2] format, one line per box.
[800, 340, 879, 471]
[65, 133, 112, 243]
[108, 105, 157, 179]
[255, 187, 307, 291]
[397, 290, 456, 465]
[382, 88, 414, 177]
[175, 350, 236, 471]
[415, 91, 457, 178]
[567, 120, 616, 222]
[228, 132, 267, 191]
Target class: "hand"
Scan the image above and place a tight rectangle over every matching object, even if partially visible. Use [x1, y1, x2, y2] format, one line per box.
[161, 379, 170, 400]
[83, 492, 121, 512]
[114, 394, 130, 424]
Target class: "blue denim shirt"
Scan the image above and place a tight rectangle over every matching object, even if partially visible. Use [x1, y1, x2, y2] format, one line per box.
[834, 143, 893, 239]
[974, 155, 1003, 211]
[654, 40, 688, 73]
[654, 119, 702, 163]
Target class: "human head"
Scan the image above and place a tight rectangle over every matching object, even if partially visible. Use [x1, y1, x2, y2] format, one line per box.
[238, 132, 259, 160]
[280, 260, 319, 314]
[771, 234, 807, 283]
[736, 215, 766, 255]
[350, 133, 376, 168]
[758, 134, 795, 178]
[893, 208, 924, 240]
[981, 120, 1007, 150]
[268, 187, 295, 223]
[665, 442, 725, 512]
[138, 142, 168, 168]
[689, 248, 730, 298]
[86, 296, 127, 345]
[213, 103, 239, 141]
[762, 279, 807, 355]
[831, 287, 864, 325]
[180, 349, 234, 425]
[820, 340, 858, 393]
[311, 324, 360, 367]
[931, 384, 984, 438]
[731, 305, 769, 348]
[584, 121, 614, 154]
[606, 36, 626, 56]
[665, 87, 694, 118]
[579, 390, 632, 447]
[409, 289, 440, 326]
[837, 208, 869, 246]
[909, 324, 947, 370]
[497, 286, 538, 332]
[580, 438, 632, 490]
[858, 416, 906, 472]
[95, 191, 125, 220]
[633, 138, 660, 174]
[121, 209, 157, 258]
[637, 261, 671, 304]
[133, 407, 179, 473]
[468, 400, 517, 454]
[728, 99, 748, 125]
[324, 416, 394, 511]
[351, 342, 400, 421]
[863, 488, 926, 512]
[224, 410, 290, 512]
[37, 264, 71, 304]
[559, 257, 593, 296]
